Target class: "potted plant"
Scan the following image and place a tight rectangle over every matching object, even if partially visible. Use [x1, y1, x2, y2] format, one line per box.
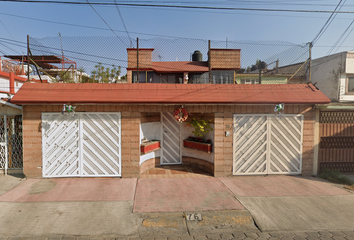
[183, 118, 213, 153]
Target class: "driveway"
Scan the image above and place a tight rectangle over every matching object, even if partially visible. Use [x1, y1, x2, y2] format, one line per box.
[0, 174, 353, 236]
[218, 175, 354, 231]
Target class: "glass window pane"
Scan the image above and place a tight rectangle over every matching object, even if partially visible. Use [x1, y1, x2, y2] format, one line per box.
[348, 77, 354, 92]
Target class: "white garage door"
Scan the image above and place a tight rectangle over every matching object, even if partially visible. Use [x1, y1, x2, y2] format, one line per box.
[42, 112, 121, 177]
[233, 114, 303, 175]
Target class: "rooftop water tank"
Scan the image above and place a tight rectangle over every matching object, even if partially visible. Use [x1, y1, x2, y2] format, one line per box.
[192, 50, 203, 61]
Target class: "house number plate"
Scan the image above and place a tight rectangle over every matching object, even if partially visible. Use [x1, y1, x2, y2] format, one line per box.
[186, 213, 203, 221]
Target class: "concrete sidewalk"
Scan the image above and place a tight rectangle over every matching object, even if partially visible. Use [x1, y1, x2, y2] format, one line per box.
[0, 174, 353, 238]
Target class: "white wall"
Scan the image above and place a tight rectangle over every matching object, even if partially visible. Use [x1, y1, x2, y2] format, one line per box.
[312, 51, 354, 102]
[140, 122, 161, 164]
[14, 81, 24, 93]
[345, 52, 354, 74]
[0, 77, 25, 94]
[181, 123, 214, 163]
[139, 121, 215, 164]
[311, 52, 345, 101]
[0, 77, 10, 93]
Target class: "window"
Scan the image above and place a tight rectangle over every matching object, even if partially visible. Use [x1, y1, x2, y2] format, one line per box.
[241, 79, 259, 84]
[348, 77, 354, 94]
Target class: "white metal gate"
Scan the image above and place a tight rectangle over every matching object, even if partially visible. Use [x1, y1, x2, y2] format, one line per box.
[233, 114, 303, 175]
[161, 112, 182, 165]
[42, 112, 121, 177]
[0, 115, 23, 174]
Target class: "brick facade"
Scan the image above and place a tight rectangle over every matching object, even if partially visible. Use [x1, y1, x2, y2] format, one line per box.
[209, 49, 241, 70]
[21, 104, 315, 178]
[127, 48, 153, 69]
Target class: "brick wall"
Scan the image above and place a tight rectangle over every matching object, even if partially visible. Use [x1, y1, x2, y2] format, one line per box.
[22, 104, 315, 178]
[121, 111, 141, 178]
[209, 49, 241, 70]
[22, 105, 43, 178]
[127, 48, 153, 69]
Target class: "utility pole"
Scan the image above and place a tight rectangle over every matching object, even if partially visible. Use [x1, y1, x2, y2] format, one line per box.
[137, 37, 139, 83]
[27, 35, 30, 81]
[258, 60, 262, 84]
[309, 42, 312, 83]
[208, 40, 211, 84]
[59, 33, 64, 70]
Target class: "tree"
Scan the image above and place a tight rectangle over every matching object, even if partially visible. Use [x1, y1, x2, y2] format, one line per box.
[77, 67, 85, 83]
[53, 71, 74, 83]
[91, 63, 121, 83]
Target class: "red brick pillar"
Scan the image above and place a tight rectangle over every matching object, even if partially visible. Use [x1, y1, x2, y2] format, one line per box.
[22, 105, 45, 178]
[121, 111, 141, 178]
[214, 112, 233, 177]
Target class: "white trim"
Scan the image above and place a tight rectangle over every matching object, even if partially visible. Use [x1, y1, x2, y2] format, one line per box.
[0, 100, 22, 110]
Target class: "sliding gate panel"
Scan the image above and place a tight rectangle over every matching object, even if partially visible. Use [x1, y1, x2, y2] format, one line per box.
[42, 112, 121, 177]
[42, 113, 80, 177]
[81, 113, 121, 177]
[268, 115, 303, 174]
[233, 114, 303, 175]
[233, 115, 268, 175]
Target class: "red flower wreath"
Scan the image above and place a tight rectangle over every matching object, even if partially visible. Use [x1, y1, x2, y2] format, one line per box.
[174, 107, 188, 123]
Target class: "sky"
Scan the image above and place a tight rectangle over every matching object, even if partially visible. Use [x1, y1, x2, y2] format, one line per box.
[0, 0, 354, 73]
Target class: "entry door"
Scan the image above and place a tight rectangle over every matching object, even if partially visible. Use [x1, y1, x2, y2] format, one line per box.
[161, 112, 182, 165]
[42, 112, 121, 177]
[233, 114, 303, 175]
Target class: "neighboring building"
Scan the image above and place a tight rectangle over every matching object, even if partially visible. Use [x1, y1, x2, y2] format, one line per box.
[306, 52, 354, 174]
[3, 55, 86, 83]
[126, 48, 241, 84]
[0, 71, 25, 114]
[126, 48, 304, 84]
[11, 82, 330, 178]
[0, 70, 24, 174]
[309, 51, 354, 102]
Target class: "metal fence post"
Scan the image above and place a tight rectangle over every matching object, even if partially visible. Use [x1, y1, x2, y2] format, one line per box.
[4, 115, 7, 175]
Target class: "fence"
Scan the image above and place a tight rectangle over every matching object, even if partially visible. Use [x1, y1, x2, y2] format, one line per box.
[319, 111, 354, 173]
[22, 36, 310, 84]
[0, 115, 23, 174]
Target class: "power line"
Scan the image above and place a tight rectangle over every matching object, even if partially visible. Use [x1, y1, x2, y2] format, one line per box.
[326, 19, 354, 55]
[0, 20, 15, 40]
[1, 0, 354, 14]
[114, 0, 132, 47]
[312, 0, 345, 45]
[3, 11, 354, 41]
[85, 0, 129, 47]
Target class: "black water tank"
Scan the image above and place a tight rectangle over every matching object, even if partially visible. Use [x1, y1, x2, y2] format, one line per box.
[192, 50, 203, 61]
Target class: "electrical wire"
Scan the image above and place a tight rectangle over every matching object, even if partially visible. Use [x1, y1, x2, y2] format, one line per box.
[114, 0, 132, 47]
[312, 0, 345, 45]
[326, 19, 354, 55]
[85, 0, 129, 47]
[1, 0, 354, 14]
[0, 20, 15, 41]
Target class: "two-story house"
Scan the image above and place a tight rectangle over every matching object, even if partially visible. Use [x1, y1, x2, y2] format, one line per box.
[126, 48, 240, 84]
[306, 52, 354, 174]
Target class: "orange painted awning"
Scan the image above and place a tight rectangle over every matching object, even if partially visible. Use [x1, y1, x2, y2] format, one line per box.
[10, 83, 331, 105]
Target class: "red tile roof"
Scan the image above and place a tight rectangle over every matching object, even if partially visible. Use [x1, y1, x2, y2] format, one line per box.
[10, 83, 330, 105]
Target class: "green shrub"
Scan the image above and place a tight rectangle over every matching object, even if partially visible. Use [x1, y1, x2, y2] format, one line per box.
[319, 169, 353, 185]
